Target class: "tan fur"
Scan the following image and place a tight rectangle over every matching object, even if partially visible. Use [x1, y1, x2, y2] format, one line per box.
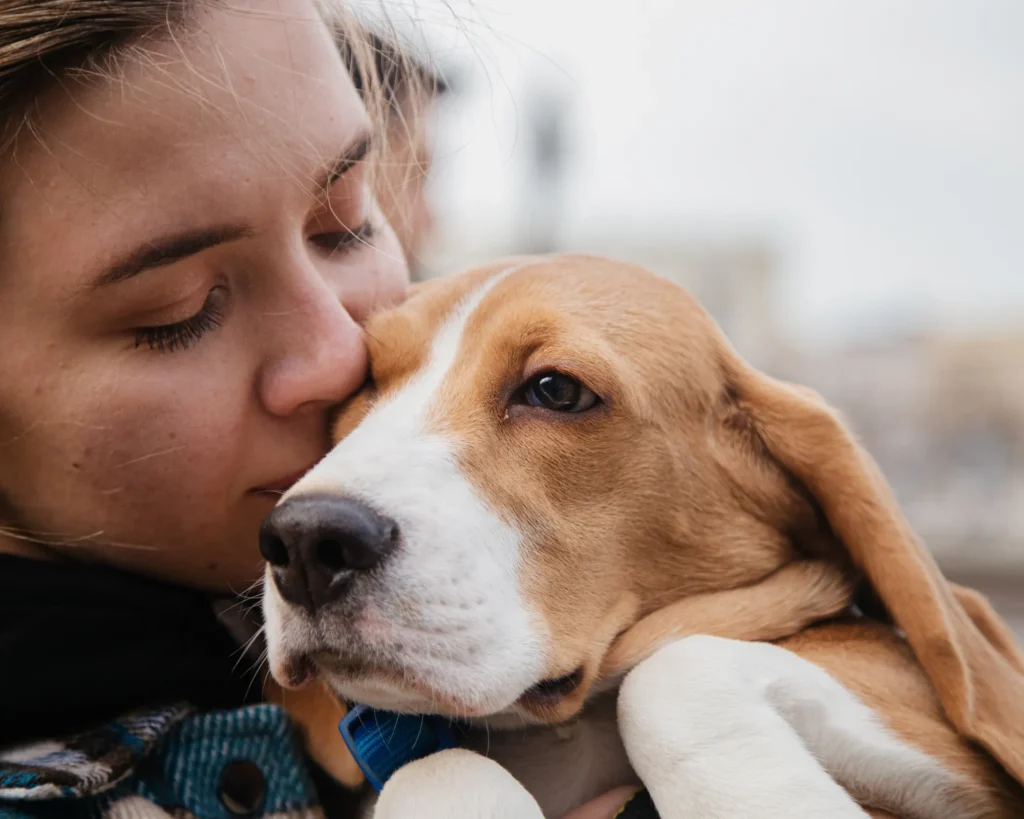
[779, 623, 1024, 815]
[275, 254, 1024, 813]
[263, 676, 365, 789]
[600, 559, 854, 678]
[388, 258, 816, 722]
[725, 359, 1024, 790]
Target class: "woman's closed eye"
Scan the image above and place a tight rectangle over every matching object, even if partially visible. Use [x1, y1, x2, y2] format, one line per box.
[131, 219, 376, 355]
[134, 285, 228, 353]
[310, 219, 376, 256]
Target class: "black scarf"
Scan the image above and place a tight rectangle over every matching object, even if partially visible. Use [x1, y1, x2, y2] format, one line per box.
[0, 554, 262, 744]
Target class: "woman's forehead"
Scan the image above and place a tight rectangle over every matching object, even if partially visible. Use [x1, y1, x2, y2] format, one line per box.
[0, 0, 367, 292]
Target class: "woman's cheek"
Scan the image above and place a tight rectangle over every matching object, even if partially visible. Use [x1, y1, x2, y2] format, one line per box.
[75, 404, 216, 498]
[342, 226, 411, 322]
[72, 362, 241, 497]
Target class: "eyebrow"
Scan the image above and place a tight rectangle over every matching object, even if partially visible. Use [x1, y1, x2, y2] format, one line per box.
[92, 225, 254, 289]
[321, 133, 373, 191]
[90, 132, 374, 290]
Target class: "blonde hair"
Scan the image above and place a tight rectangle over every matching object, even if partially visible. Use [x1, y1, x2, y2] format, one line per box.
[329, 10, 449, 195]
[0, 0, 419, 161]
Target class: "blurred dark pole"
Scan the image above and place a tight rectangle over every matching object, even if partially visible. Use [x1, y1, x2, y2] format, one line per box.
[516, 77, 569, 254]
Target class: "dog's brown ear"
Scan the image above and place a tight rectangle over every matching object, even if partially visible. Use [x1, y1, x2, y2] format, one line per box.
[729, 362, 1024, 785]
[263, 676, 365, 789]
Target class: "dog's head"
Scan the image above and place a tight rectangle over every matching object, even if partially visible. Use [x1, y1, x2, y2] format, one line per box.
[261, 256, 1024, 780]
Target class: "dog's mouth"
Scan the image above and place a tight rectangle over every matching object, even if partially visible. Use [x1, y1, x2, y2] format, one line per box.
[279, 610, 587, 720]
[517, 667, 584, 710]
[296, 640, 588, 722]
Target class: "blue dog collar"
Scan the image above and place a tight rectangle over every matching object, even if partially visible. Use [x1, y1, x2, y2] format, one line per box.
[339, 704, 660, 818]
[338, 704, 463, 793]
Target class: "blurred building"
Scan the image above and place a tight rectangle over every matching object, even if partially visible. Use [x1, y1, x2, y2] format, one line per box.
[774, 332, 1024, 577]
[776, 331, 1024, 635]
[423, 232, 780, 360]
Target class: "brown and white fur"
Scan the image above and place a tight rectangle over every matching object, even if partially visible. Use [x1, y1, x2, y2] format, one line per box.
[262, 255, 1024, 818]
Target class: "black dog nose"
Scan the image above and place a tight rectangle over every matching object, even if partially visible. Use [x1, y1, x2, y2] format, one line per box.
[260, 495, 399, 612]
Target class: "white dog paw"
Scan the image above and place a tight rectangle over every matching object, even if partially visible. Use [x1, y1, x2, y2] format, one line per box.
[618, 636, 870, 819]
[375, 748, 545, 819]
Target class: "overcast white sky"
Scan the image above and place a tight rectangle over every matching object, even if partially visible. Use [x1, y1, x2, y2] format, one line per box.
[390, 0, 1024, 344]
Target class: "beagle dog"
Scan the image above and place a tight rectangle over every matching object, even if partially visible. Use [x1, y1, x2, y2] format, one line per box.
[261, 255, 1024, 818]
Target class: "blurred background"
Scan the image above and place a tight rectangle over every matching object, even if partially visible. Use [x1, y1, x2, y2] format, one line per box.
[367, 0, 1023, 632]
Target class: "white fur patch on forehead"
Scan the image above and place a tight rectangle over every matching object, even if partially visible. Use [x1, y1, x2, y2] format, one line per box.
[313, 262, 526, 453]
[292, 262, 525, 500]
[407, 262, 525, 421]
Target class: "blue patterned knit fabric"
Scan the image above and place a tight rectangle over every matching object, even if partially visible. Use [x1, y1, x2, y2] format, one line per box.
[0, 705, 321, 819]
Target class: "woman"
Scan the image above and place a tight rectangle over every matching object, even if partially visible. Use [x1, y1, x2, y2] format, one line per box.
[0, 1, 636, 816]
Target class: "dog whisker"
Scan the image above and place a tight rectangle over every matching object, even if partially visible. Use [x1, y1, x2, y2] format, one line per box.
[233, 625, 267, 674]
[243, 649, 270, 703]
[228, 576, 267, 605]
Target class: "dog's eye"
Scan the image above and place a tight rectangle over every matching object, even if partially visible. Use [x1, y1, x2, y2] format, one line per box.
[522, 371, 599, 413]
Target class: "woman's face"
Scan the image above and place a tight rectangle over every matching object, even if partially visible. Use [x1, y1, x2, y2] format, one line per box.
[0, 0, 408, 592]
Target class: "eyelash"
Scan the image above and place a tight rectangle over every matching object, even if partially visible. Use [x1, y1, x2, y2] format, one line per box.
[133, 220, 375, 354]
[311, 219, 376, 254]
[134, 287, 226, 353]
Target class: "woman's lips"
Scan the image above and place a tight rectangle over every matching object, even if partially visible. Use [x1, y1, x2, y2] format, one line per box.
[251, 462, 319, 495]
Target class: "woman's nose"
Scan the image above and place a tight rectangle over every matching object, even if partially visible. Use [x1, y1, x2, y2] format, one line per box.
[257, 281, 368, 418]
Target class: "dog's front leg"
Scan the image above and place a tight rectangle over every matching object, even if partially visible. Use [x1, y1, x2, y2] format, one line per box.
[374, 748, 545, 819]
[617, 635, 872, 819]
